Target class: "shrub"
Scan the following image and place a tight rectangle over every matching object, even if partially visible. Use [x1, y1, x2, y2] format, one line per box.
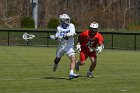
[47, 18, 59, 29]
[47, 18, 77, 29]
[126, 22, 140, 31]
[20, 16, 34, 28]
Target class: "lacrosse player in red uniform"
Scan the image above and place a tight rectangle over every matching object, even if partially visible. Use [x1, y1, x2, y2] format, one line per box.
[76, 22, 104, 77]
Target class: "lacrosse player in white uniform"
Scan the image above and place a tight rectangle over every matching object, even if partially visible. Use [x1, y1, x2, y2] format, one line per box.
[50, 14, 79, 79]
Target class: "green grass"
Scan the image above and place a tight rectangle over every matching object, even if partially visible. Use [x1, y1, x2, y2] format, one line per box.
[0, 46, 140, 93]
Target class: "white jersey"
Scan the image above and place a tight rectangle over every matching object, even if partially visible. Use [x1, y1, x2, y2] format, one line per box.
[55, 23, 76, 47]
[55, 23, 76, 57]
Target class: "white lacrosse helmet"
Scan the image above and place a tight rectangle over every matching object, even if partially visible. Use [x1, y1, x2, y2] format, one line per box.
[59, 14, 70, 24]
[89, 22, 99, 29]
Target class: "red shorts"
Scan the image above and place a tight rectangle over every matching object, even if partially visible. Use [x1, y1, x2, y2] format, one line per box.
[80, 47, 96, 63]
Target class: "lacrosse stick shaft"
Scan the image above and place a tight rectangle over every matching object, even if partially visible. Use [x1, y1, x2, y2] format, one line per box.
[40, 36, 51, 38]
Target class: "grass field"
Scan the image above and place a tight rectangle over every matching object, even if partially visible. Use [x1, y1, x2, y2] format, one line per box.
[0, 46, 140, 93]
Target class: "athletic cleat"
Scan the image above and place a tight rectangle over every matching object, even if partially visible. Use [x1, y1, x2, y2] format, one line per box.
[87, 72, 93, 78]
[75, 61, 79, 71]
[69, 74, 79, 79]
[53, 64, 58, 72]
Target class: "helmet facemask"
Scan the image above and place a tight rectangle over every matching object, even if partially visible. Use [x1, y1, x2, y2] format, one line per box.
[89, 28, 97, 35]
[61, 18, 70, 24]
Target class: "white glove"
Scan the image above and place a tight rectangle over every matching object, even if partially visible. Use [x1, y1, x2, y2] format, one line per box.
[96, 47, 102, 53]
[66, 32, 76, 37]
[66, 33, 72, 37]
[76, 44, 81, 53]
[96, 44, 104, 54]
[50, 35, 56, 40]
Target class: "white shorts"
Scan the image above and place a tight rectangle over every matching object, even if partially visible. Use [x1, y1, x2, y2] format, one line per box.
[56, 44, 75, 58]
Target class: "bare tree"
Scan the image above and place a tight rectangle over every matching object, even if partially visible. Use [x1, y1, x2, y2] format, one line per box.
[0, 0, 140, 29]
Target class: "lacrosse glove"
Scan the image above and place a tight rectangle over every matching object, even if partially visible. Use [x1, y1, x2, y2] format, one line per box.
[96, 44, 104, 54]
[76, 44, 81, 53]
[50, 35, 56, 40]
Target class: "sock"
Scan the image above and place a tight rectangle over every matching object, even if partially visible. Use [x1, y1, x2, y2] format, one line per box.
[54, 64, 58, 66]
[87, 71, 92, 74]
[54, 61, 58, 65]
[70, 70, 74, 75]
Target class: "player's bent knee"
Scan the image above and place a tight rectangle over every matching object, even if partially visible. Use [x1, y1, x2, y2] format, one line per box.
[71, 57, 77, 62]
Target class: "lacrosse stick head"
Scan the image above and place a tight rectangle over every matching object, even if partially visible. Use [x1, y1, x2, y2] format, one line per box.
[22, 32, 35, 41]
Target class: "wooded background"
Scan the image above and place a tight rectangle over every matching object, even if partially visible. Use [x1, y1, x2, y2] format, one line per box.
[0, 0, 140, 30]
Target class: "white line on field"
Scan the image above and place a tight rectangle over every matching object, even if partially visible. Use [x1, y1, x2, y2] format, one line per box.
[94, 74, 140, 77]
[0, 78, 40, 81]
[120, 89, 127, 92]
[0, 74, 140, 81]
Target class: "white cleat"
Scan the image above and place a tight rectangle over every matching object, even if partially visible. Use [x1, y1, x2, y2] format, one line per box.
[69, 74, 79, 79]
[53, 64, 58, 72]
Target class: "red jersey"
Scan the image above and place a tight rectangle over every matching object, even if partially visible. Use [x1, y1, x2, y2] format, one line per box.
[79, 30, 104, 49]
[78, 30, 104, 61]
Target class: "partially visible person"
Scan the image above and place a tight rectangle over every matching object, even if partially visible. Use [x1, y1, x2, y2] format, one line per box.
[76, 22, 104, 77]
[50, 14, 79, 79]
